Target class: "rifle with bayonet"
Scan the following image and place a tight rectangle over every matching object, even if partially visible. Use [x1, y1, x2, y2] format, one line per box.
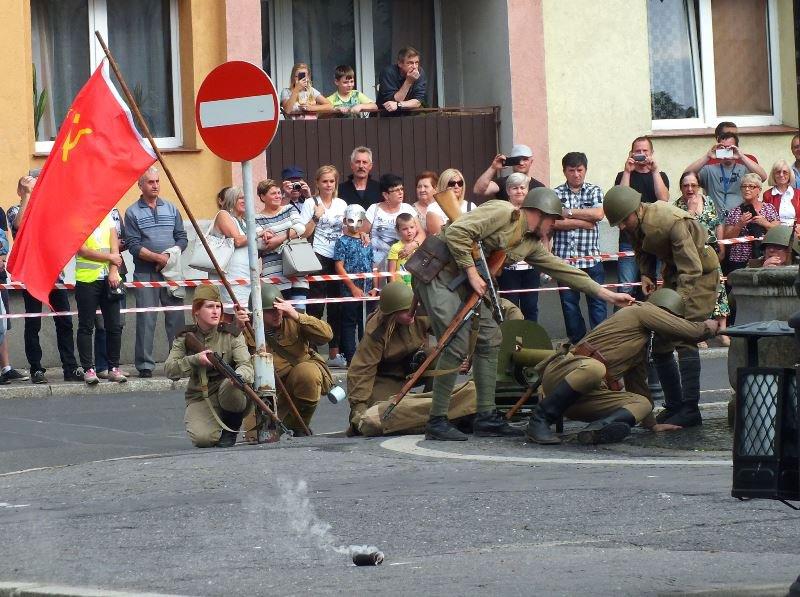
[184, 332, 291, 437]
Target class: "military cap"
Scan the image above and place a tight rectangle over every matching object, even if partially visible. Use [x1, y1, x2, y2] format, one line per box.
[193, 285, 222, 303]
[603, 185, 642, 226]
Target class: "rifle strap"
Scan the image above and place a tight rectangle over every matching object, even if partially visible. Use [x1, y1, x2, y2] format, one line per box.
[197, 368, 239, 433]
[264, 331, 301, 366]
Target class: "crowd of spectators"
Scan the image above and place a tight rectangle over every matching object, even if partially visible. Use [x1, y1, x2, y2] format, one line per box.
[7, 56, 800, 386]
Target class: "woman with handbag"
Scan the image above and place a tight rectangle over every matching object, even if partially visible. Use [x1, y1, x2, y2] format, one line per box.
[255, 179, 309, 310]
[209, 187, 252, 310]
[300, 165, 349, 368]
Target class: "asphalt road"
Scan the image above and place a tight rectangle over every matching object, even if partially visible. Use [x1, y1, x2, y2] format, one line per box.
[1, 355, 798, 597]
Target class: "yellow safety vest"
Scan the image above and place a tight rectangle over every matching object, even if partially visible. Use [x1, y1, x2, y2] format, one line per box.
[75, 215, 113, 283]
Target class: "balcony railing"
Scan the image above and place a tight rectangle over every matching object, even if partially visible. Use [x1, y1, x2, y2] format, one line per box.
[265, 107, 500, 198]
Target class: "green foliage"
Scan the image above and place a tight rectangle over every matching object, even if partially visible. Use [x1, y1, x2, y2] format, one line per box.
[32, 64, 47, 140]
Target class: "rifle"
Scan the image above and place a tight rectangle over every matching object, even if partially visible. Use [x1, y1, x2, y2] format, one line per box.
[382, 249, 506, 421]
[184, 332, 291, 437]
[434, 189, 503, 324]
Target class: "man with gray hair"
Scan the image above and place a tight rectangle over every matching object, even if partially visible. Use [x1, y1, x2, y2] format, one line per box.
[124, 167, 188, 378]
[338, 146, 381, 210]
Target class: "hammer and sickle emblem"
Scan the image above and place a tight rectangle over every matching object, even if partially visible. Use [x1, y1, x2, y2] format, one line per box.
[61, 112, 93, 162]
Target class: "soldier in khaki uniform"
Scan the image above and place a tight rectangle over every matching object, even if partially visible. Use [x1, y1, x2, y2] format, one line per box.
[746, 225, 797, 267]
[259, 283, 333, 434]
[347, 282, 430, 432]
[165, 285, 254, 448]
[530, 288, 719, 445]
[413, 188, 634, 441]
[604, 185, 720, 428]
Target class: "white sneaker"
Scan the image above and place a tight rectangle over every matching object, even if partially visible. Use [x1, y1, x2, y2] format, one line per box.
[84, 368, 99, 385]
[326, 354, 347, 368]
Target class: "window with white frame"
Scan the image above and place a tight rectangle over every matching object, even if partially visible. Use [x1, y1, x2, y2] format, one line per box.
[262, 0, 440, 109]
[31, 0, 181, 150]
[648, 0, 780, 129]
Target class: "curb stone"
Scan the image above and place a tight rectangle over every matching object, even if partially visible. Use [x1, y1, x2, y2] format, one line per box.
[0, 582, 186, 597]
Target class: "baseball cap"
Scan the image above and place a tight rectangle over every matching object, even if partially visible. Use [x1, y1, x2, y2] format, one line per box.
[507, 145, 533, 159]
[281, 165, 305, 180]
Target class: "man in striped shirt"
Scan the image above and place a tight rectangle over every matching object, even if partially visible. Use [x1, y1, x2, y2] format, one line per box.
[552, 152, 607, 344]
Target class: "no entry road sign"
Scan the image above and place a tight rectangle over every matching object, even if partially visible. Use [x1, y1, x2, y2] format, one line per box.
[195, 61, 279, 162]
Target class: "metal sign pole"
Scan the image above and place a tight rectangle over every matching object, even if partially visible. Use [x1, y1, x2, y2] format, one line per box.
[241, 159, 270, 391]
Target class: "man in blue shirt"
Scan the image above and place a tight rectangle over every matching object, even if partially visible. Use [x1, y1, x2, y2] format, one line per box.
[124, 167, 188, 377]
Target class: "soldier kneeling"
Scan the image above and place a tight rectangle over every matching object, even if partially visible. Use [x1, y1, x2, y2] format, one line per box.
[259, 283, 334, 435]
[165, 286, 253, 448]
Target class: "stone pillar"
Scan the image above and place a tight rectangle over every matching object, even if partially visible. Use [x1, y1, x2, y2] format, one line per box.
[727, 265, 799, 387]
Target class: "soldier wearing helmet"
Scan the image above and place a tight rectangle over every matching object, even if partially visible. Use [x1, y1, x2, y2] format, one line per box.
[411, 192, 634, 442]
[346, 281, 431, 433]
[747, 224, 798, 268]
[603, 185, 720, 428]
[531, 288, 720, 445]
[258, 283, 334, 434]
[164, 285, 254, 448]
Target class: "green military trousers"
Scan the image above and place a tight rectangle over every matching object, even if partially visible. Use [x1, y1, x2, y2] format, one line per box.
[184, 378, 248, 447]
[541, 354, 652, 423]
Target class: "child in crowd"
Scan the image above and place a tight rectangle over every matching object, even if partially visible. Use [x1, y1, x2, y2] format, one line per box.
[387, 213, 423, 284]
[327, 65, 378, 116]
[334, 205, 377, 364]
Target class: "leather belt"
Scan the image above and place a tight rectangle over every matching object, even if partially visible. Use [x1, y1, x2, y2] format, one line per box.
[571, 341, 623, 391]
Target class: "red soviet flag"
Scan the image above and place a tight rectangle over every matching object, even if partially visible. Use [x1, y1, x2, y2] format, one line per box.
[8, 60, 156, 305]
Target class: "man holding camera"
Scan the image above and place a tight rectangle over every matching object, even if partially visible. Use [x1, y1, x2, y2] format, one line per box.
[280, 165, 312, 214]
[474, 145, 545, 201]
[685, 132, 767, 220]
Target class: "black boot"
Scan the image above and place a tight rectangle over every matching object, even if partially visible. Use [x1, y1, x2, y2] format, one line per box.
[525, 381, 582, 445]
[789, 573, 800, 597]
[664, 349, 702, 427]
[216, 408, 244, 448]
[425, 415, 468, 441]
[652, 351, 683, 423]
[473, 410, 524, 437]
[577, 408, 636, 445]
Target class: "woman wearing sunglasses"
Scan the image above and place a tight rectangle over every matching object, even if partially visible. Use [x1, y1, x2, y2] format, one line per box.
[426, 168, 477, 234]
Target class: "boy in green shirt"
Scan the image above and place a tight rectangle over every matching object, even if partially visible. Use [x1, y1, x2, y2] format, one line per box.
[327, 65, 378, 116]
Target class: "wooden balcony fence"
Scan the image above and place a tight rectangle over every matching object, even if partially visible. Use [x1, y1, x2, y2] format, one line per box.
[264, 107, 500, 200]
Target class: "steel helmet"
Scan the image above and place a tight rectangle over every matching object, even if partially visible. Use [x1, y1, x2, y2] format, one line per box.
[258, 282, 282, 309]
[646, 288, 685, 317]
[603, 185, 642, 226]
[762, 225, 797, 251]
[379, 281, 413, 315]
[520, 187, 563, 218]
[344, 204, 366, 229]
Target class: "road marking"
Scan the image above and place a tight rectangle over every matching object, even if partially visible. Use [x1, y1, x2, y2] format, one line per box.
[380, 435, 731, 467]
[0, 502, 29, 508]
[199, 95, 275, 127]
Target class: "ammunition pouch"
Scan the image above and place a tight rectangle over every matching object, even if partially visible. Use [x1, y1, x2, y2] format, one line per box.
[404, 235, 452, 284]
